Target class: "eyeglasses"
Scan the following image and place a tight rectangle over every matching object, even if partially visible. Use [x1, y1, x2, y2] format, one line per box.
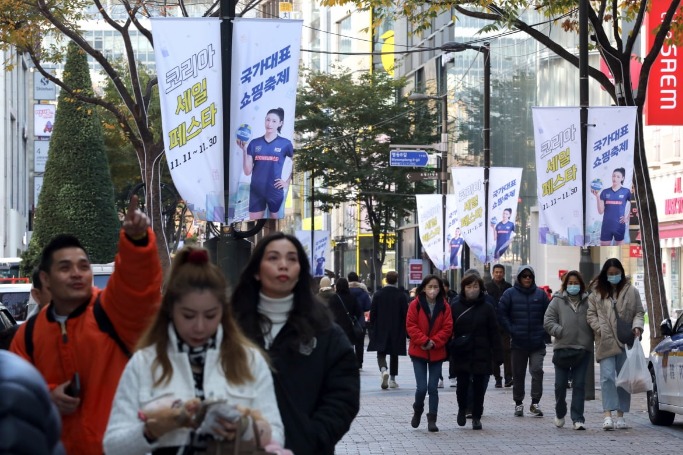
[519, 274, 533, 279]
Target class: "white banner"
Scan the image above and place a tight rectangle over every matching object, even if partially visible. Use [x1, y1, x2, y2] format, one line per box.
[416, 195, 447, 271]
[585, 106, 637, 246]
[446, 195, 463, 269]
[452, 167, 487, 263]
[34, 104, 55, 138]
[152, 18, 224, 222]
[532, 107, 584, 246]
[488, 167, 523, 260]
[295, 230, 330, 277]
[228, 18, 303, 223]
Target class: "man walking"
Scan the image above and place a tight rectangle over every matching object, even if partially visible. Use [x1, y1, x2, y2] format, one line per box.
[367, 271, 408, 389]
[498, 265, 550, 417]
[485, 264, 513, 388]
[348, 272, 371, 369]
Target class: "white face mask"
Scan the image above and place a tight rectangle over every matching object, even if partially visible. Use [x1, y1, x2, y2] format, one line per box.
[426, 290, 439, 300]
[465, 290, 479, 300]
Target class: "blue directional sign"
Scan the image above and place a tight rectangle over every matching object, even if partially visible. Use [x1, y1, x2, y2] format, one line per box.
[389, 150, 429, 167]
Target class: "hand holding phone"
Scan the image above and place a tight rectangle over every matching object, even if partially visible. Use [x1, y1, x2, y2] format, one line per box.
[64, 373, 80, 398]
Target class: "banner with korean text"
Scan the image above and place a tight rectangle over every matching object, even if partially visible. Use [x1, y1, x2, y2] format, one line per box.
[295, 230, 330, 277]
[416, 195, 447, 271]
[487, 168, 523, 260]
[585, 106, 637, 246]
[532, 107, 583, 246]
[229, 18, 303, 223]
[152, 18, 224, 222]
[452, 167, 487, 263]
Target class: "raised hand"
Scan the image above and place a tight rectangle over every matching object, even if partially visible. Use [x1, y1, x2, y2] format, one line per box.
[123, 195, 150, 240]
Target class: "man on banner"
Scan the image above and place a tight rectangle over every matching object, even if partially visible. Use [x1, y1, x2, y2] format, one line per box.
[590, 167, 631, 246]
[492, 208, 515, 259]
[449, 227, 464, 269]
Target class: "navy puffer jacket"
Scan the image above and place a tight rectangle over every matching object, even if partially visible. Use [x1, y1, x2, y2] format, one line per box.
[498, 265, 550, 351]
[0, 350, 65, 455]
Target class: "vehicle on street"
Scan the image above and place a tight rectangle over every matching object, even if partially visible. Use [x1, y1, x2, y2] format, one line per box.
[92, 263, 114, 289]
[0, 284, 32, 323]
[647, 312, 683, 425]
[0, 302, 17, 331]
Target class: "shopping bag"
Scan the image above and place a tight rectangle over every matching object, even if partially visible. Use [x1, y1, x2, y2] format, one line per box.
[615, 338, 652, 394]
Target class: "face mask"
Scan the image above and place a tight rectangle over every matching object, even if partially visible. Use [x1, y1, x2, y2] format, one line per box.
[566, 285, 581, 296]
[426, 290, 439, 300]
[607, 274, 622, 285]
[465, 290, 480, 300]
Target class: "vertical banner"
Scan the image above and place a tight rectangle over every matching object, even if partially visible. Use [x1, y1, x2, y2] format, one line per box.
[34, 104, 56, 137]
[152, 18, 224, 222]
[446, 195, 463, 270]
[488, 168, 523, 260]
[532, 107, 584, 245]
[415, 195, 447, 271]
[229, 18, 303, 223]
[585, 106, 637, 246]
[452, 167, 487, 263]
[295, 230, 330, 277]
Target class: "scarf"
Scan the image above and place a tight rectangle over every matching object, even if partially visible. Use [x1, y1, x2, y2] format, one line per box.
[258, 292, 294, 349]
[175, 328, 216, 400]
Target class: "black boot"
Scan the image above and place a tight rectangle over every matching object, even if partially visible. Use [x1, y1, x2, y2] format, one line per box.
[427, 413, 439, 432]
[472, 418, 482, 430]
[411, 404, 424, 428]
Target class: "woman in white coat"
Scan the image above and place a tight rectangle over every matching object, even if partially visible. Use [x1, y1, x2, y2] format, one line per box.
[104, 246, 284, 455]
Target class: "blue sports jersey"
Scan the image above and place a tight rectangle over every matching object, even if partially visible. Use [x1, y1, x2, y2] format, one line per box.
[450, 237, 464, 268]
[247, 135, 294, 213]
[600, 186, 631, 241]
[494, 221, 515, 258]
[315, 257, 325, 276]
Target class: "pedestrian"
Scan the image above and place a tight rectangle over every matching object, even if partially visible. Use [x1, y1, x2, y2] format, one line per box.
[9, 196, 162, 455]
[348, 271, 371, 369]
[498, 265, 550, 418]
[0, 350, 65, 454]
[326, 277, 364, 364]
[450, 273, 502, 430]
[231, 232, 360, 454]
[407, 274, 453, 432]
[104, 246, 284, 454]
[367, 270, 408, 390]
[587, 258, 644, 430]
[317, 275, 335, 300]
[543, 270, 594, 430]
[485, 263, 513, 388]
[26, 266, 52, 319]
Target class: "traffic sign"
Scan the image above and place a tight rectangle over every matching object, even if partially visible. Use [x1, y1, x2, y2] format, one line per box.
[389, 150, 429, 167]
[406, 171, 438, 182]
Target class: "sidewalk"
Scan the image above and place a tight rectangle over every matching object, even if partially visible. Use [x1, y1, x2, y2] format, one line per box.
[336, 342, 683, 454]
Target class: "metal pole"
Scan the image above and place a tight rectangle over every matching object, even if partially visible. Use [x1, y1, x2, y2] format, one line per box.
[441, 94, 448, 276]
[220, 0, 235, 220]
[311, 171, 315, 275]
[483, 43, 491, 281]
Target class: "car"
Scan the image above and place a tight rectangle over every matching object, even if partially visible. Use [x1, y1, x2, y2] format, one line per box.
[91, 263, 114, 289]
[647, 312, 683, 425]
[0, 302, 17, 331]
[0, 284, 32, 323]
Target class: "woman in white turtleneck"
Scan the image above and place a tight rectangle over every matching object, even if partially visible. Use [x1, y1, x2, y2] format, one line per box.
[231, 233, 360, 455]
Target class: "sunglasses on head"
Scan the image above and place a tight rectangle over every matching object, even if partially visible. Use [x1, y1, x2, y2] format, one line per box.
[520, 274, 533, 279]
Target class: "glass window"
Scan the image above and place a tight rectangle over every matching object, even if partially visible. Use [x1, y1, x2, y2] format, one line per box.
[338, 16, 352, 54]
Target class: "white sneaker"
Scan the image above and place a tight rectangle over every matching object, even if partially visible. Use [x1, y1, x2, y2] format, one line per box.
[437, 379, 444, 388]
[389, 379, 399, 388]
[449, 378, 457, 387]
[573, 421, 586, 430]
[616, 417, 628, 429]
[603, 416, 614, 431]
[554, 416, 565, 428]
[380, 369, 389, 389]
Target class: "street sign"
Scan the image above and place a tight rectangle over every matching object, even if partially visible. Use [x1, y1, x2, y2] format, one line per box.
[389, 150, 429, 167]
[406, 171, 438, 182]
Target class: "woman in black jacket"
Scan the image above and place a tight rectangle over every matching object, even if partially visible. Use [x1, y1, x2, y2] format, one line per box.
[231, 232, 360, 455]
[450, 274, 503, 430]
[327, 278, 363, 356]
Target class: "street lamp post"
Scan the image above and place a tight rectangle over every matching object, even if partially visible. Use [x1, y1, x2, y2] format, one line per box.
[442, 42, 490, 273]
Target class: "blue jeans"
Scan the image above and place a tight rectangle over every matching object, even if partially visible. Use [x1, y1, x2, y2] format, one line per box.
[600, 350, 631, 412]
[412, 358, 442, 414]
[554, 351, 590, 423]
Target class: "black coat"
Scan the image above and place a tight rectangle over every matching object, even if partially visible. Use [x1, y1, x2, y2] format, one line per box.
[326, 291, 363, 344]
[449, 295, 503, 375]
[266, 321, 360, 455]
[0, 350, 65, 455]
[498, 280, 550, 351]
[367, 285, 408, 355]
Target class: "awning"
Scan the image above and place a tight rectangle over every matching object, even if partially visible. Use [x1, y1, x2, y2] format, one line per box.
[659, 223, 683, 248]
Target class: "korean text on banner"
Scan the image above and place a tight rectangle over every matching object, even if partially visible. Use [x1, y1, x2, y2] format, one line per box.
[452, 167, 487, 263]
[487, 168, 523, 260]
[416, 195, 447, 271]
[295, 230, 330, 277]
[151, 18, 224, 222]
[585, 106, 637, 246]
[532, 107, 583, 246]
[446, 195, 462, 270]
[229, 18, 303, 223]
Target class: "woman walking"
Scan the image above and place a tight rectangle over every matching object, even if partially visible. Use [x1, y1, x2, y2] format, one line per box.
[587, 258, 644, 430]
[544, 270, 593, 430]
[406, 275, 452, 432]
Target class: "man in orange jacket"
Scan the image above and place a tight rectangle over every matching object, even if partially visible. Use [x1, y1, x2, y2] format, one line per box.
[10, 196, 162, 455]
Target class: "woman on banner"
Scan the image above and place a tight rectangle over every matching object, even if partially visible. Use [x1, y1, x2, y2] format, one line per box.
[237, 108, 294, 220]
[591, 167, 631, 246]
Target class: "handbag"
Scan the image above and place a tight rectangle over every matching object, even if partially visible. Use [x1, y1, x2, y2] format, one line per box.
[615, 338, 652, 394]
[552, 348, 586, 369]
[337, 295, 364, 342]
[612, 299, 635, 347]
[205, 417, 275, 455]
[447, 305, 474, 354]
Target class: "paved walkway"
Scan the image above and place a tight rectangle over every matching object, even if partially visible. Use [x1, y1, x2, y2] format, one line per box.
[336, 342, 683, 454]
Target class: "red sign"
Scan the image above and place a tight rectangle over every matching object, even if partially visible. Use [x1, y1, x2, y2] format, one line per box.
[630, 245, 643, 258]
[645, 2, 683, 125]
[409, 260, 423, 282]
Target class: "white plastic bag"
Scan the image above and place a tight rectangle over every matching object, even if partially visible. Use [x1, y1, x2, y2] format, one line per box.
[616, 338, 653, 394]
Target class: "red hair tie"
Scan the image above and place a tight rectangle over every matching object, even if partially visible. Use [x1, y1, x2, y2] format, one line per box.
[187, 249, 209, 265]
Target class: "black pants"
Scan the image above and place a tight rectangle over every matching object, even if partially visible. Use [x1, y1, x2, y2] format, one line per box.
[456, 372, 489, 420]
[355, 328, 365, 367]
[377, 352, 399, 376]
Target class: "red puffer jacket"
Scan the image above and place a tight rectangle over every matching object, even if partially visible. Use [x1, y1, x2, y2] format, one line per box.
[406, 296, 453, 362]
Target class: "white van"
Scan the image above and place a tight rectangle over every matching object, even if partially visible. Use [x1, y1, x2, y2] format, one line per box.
[0, 283, 32, 322]
[91, 263, 115, 289]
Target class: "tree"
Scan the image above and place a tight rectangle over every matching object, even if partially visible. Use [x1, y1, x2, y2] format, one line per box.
[321, 0, 681, 344]
[295, 70, 438, 289]
[23, 41, 119, 273]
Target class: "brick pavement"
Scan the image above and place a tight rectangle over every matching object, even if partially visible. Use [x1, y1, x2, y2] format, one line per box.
[336, 342, 683, 454]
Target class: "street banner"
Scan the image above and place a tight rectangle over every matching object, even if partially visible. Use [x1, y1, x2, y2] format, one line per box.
[34, 103, 55, 138]
[416, 194, 447, 271]
[446, 195, 463, 270]
[585, 106, 637, 246]
[295, 230, 330, 277]
[152, 17, 224, 222]
[228, 18, 303, 223]
[487, 167, 523, 260]
[532, 107, 583, 246]
[452, 167, 487, 263]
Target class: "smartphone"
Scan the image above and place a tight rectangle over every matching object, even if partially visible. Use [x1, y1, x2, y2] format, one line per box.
[64, 372, 80, 398]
